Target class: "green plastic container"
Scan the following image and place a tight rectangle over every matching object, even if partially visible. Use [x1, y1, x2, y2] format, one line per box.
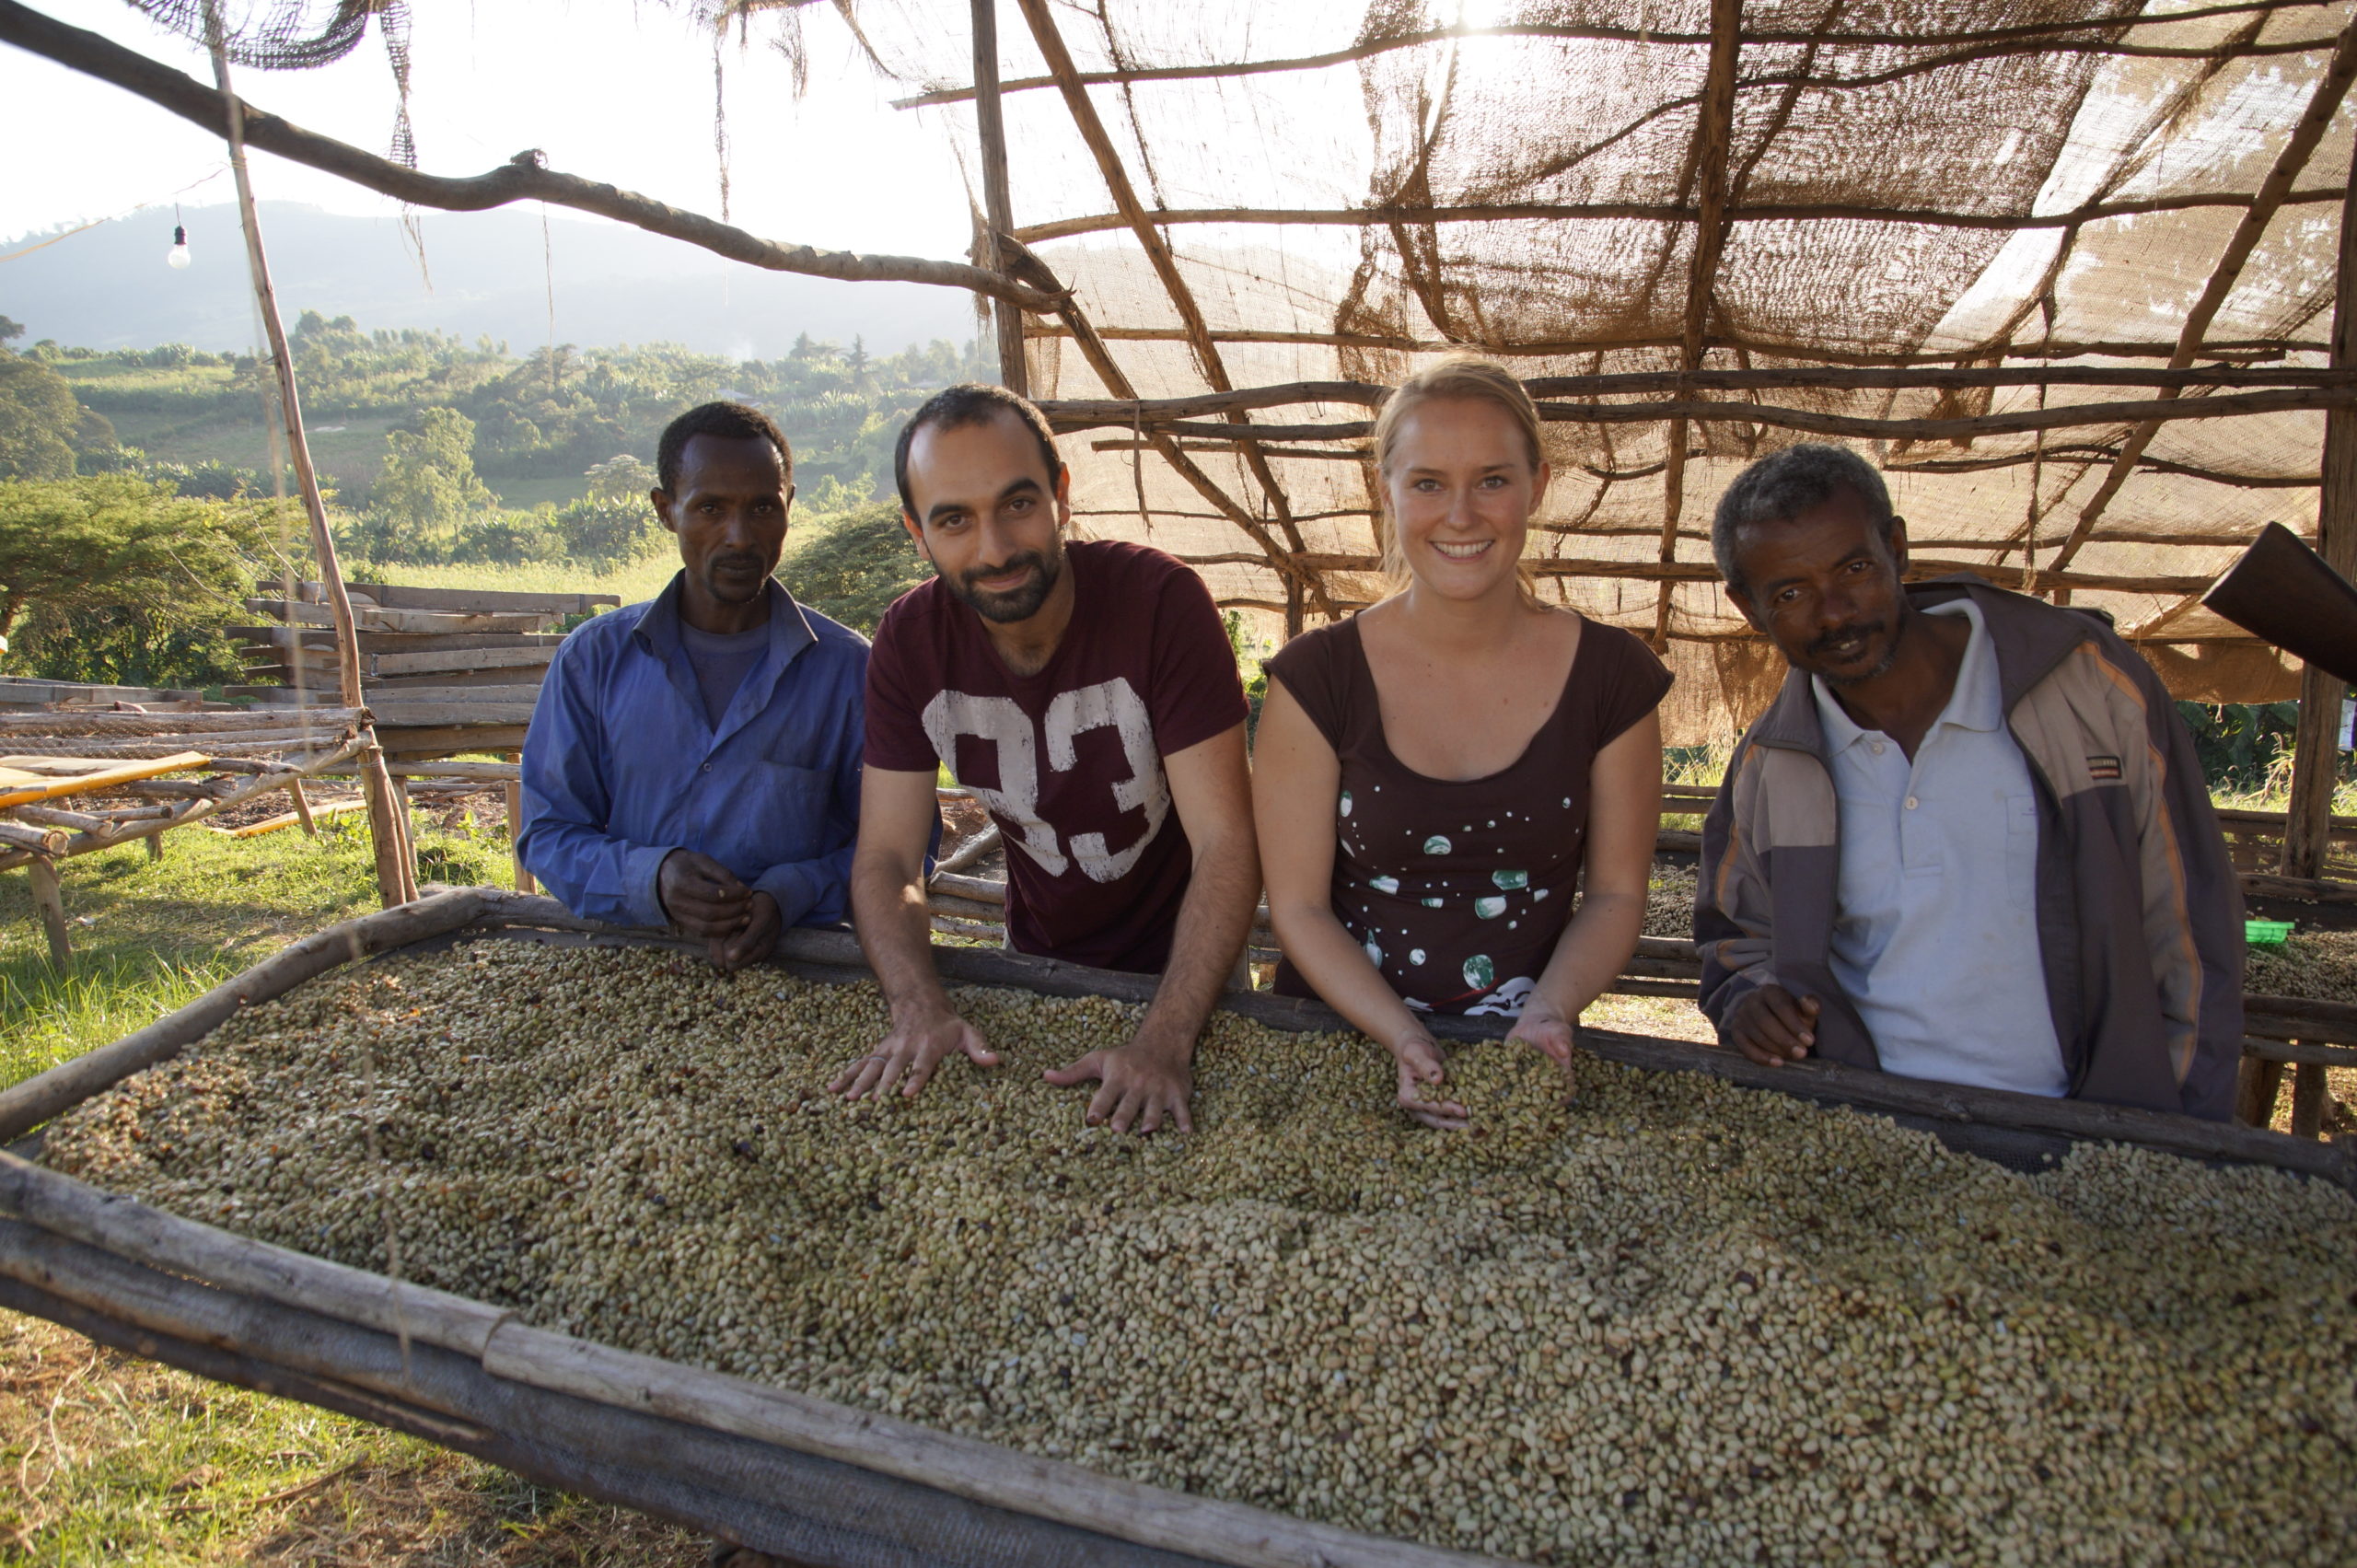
[2246, 919, 2294, 951]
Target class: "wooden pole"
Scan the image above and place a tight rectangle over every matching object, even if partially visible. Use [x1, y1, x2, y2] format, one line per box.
[203, 4, 412, 908]
[971, 0, 1028, 396]
[26, 856, 69, 972]
[504, 751, 535, 896]
[285, 775, 318, 837]
[2282, 134, 2357, 880]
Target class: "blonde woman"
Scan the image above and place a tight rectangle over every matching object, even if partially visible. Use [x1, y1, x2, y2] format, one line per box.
[1254, 357, 1669, 1128]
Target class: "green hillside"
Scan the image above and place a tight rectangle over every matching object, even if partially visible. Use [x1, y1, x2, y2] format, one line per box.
[0, 317, 964, 689]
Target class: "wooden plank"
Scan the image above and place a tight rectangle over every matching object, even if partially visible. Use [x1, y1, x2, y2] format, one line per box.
[0, 751, 212, 807]
[230, 629, 567, 654]
[367, 703, 539, 726]
[2246, 1037, 2357, 1068]
[345, 582, 619, 615]
[481, 1320, 1500, 1568]
[0, 1249, 1232, 1568]
[377, 725, 530, 759]
[246, 601, 556, 635]
[368, 645, 557, 677]
[360, 686, 543, 706]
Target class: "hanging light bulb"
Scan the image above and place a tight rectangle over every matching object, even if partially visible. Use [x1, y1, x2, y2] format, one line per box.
[167, 224, 192, 270]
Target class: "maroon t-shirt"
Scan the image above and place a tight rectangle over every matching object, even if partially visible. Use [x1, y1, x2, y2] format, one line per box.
[865, 540, 1248, 972]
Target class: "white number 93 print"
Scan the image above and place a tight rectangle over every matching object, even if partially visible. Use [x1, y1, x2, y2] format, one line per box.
[920, 679, 1169, 882]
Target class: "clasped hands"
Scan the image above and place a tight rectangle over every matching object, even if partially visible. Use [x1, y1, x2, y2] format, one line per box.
[656, 849, 781, 971]
[1388, 988, 1579, 1132]
[829, 999, 1196, 1134]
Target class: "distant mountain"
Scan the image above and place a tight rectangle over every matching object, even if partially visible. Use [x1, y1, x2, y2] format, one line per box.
[1, 202, 981, 356]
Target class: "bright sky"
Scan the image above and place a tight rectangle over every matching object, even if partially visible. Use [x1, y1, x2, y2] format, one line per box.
[0, 0, 973, 259]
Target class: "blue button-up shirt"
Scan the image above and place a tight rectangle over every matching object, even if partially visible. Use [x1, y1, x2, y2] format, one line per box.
[518, 574, 869, 930]
[1813, 598, 2069, 1097]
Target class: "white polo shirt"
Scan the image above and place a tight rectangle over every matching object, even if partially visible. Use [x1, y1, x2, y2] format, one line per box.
[1812, 599, 2069, 1098]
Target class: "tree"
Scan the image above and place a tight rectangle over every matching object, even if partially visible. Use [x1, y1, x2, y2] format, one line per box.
[369, 405, 494, 552]
[0, 354, 83, 481]
[0, 316, 23, 344]
[554, 453, 665, 565]
[0, 474, 265, 687]
[780, 499, 932, 633]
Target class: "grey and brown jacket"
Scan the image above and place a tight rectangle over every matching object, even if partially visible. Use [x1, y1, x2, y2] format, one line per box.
[1695, 578, 2243, 1121]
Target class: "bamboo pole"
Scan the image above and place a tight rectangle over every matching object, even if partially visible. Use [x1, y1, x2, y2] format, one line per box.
[1062, 386, 2357, 444]
[1027, 322, 2329, 364]
[1011, 186, 2349, 245]
[203, 6, 412, 909]
[2282, 134, 2357, 881]
[1654, 0, 1743, 650]
[970, 0, 1027, 396]
[1034, 366, 2357, 423]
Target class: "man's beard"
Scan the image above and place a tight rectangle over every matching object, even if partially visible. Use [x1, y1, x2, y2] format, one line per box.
[1808, 619, 1900, 689]
[946, 545, 1063, 624]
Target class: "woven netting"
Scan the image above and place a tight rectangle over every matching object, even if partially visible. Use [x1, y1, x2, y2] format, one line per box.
[132, 0, 416, 164]
[822, 0, 2354, 738]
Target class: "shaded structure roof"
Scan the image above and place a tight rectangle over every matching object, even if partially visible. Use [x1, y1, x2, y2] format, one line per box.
[829, 0, 2357, 738]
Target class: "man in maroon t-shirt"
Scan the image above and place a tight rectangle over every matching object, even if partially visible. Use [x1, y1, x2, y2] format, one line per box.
[831, 384, 1258, 1133]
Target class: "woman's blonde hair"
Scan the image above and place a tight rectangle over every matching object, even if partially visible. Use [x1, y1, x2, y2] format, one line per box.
[1370, 354, 1547, 603]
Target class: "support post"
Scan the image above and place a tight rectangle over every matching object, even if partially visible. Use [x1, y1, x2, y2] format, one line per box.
[972, 0, 1028, 396]
[26, 857, 69, 972]
[285, 775, 318, 837]
[203, 5, 406, 909]
[358, 742, 417, 907]
[2282, 135, 2357, 878]
[2290, 1053, 2331, 1138]
[505, 752, 536, 896]
[2235, 1053, 2286, 1128]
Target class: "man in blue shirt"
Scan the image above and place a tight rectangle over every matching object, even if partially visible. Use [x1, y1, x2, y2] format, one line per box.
[518, 401, 872, 969]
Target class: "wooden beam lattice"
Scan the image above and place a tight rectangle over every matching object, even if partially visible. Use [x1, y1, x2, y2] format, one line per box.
[1010, 187, 2350, 245]
[2046, 15, 2357, 578]
[1008, 0, 1330, 629]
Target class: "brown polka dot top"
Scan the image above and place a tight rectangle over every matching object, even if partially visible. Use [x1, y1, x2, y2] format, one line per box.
[1266, 613, 1670, 1016]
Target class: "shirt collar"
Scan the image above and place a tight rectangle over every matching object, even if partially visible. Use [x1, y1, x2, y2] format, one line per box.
[636, 573, 816, 666]
[1809, 598, 2000, 749]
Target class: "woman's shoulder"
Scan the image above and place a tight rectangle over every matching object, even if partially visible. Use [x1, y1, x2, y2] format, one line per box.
[1264, 613, 1363, 687]
[1568, 613, 1670, 681]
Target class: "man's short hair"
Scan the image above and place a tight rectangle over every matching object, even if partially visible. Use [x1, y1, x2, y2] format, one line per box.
[893, 383, 1064, 520]
[656, 401, 793, 494]
[1712, 443, 1897, 603]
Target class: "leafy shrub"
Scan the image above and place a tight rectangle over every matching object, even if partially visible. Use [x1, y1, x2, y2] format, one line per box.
[0, 474, 266, 689]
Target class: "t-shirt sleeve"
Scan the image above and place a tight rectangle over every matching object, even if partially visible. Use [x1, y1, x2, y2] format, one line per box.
[1589, 623, 1675, 749]
[1145, 557, 1251, 756]
[1262, 624, 1351, 754]
[862, 600, 946, 772]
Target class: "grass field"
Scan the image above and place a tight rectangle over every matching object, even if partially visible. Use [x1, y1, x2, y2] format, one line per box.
[0, 819, 702, 1564]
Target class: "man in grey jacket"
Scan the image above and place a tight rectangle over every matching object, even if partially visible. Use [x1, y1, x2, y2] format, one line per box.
[1695, 444, 2242, 1119]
